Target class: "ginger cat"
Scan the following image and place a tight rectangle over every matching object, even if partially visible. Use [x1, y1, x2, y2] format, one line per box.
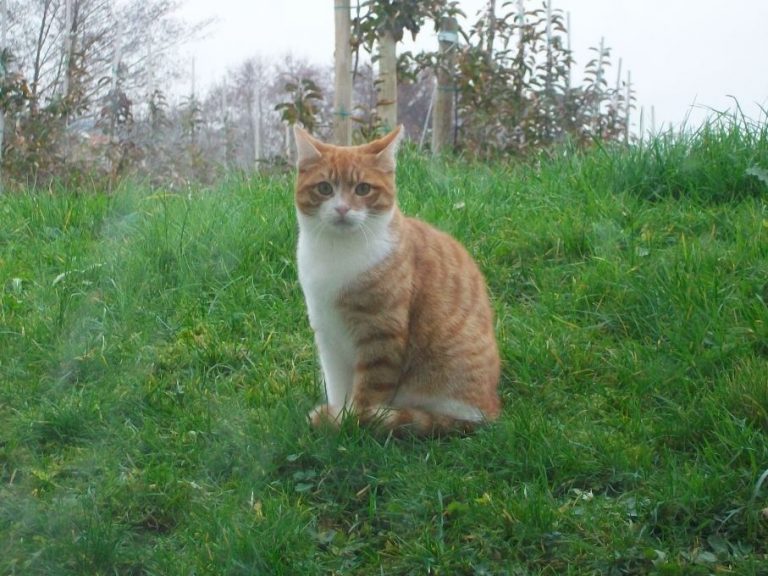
[294, 125, 500, 435]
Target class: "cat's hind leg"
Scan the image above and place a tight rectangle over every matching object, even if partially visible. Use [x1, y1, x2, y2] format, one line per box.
[360, 405, 483, 436]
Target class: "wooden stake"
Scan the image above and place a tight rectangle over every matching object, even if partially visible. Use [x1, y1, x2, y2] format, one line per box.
[566, 11, 572, 91]
[1, 0, 6, 48]
[255, 84, 263, 165]
[0, 0, 6, 190]
[594, 36, 605, 131]
[486, 0, 497, 67]
[377, 29, 398, 131]
[420, 78, 435, 149]
[191, 57, 196, 100]
[432, 16, 459, 154]
[147, 41, 154, 101]
[63, 0, 72, 99]
[626, 71, 633, 143]
[333, 0, 352, 145]
[545, 1, 552, 96]
[109, 17, 124, 144]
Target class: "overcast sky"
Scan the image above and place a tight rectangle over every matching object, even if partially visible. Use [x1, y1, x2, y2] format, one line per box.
[178, 0, 768, 132]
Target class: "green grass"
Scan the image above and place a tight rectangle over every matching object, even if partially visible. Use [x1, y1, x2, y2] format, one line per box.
[2, 116, 768, 574]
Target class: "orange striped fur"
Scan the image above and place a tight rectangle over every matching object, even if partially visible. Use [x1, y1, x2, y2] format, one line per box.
[294, 125, 500, 436]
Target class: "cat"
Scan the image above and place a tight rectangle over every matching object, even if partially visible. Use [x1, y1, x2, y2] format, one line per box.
[293, 125, 500, 435]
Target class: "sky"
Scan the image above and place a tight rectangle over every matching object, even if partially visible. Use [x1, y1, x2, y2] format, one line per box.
[177, 0, 768, 133]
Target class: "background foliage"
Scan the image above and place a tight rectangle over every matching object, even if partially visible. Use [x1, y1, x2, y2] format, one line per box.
[1, 0, 634, 189]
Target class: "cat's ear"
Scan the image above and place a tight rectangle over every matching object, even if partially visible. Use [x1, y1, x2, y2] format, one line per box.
[369, 125, 404, 172]
[294, 125, 323, 167]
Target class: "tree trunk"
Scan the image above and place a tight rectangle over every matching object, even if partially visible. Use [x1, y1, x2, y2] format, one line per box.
[432, 17, 458, 155]
[255, 86, 263, 166]
[1, 0, 7, 190]
[333, 0, 352, 145]
[31, 0, 55, 113]
[62, 0, 72, 99]
[377, 29, 397, 131]
[109, 18, 123, 144]
[593, 36, 605, 133]
[485, 0, 496, 67]
[625, 71, 632, 144]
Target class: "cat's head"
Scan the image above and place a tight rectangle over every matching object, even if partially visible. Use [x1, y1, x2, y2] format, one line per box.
[294, 126, 403, 234]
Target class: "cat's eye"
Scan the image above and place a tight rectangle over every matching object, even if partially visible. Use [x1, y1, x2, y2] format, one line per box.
[355, 182, 372, 196]
[315, 182, 333, 196]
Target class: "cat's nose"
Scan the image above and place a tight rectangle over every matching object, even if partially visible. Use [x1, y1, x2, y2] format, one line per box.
[335, 205, 350, 216]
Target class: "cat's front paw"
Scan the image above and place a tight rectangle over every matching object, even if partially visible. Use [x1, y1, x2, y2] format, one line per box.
[308, 404, 342, 429]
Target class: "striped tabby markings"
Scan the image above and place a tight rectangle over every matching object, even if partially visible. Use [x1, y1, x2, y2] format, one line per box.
[294, 125, 501, 436]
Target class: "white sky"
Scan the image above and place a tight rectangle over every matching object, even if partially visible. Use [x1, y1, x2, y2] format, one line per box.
[178, 0, 768, 132]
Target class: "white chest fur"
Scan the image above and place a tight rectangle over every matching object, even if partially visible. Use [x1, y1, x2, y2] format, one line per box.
[296, 209, 396, 408]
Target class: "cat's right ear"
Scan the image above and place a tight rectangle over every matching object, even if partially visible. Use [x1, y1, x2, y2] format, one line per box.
[294, 125, 322, 168]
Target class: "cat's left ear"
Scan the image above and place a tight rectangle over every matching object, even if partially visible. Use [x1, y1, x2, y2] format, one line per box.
[294, 125, 323, 168]
[373, 125, 404, 172]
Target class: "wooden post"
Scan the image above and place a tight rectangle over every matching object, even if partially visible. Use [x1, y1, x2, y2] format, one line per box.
[285, 123, 291, 159]
[255, 84, 263, 165]
[565, 11, 572, 91]
[63, 0, 72, 99]
[486, 0, 496, 67]
[595, 37, 605, 89]
[625, 70, 632, 143]
[613, 57, 622, 113]
[432, 16, 458, 155]
[189, 58, 197, 148]
[333, 0, 352, 145]
[0, 0, 7, 190]
[593, 36, 605, 133]
[110, 18, 123, 93]
[545, 0, 552, 96]
[190, 57, 196, 100]
[109, 18, 123, 140]
[147, 41, 154, 102]
[377, 29, 398, 131]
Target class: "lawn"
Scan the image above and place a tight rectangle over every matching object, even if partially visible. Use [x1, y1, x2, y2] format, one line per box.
[1, 117, 767, 574]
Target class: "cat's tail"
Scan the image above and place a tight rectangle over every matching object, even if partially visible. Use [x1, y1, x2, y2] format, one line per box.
[364, 405, 494, 437]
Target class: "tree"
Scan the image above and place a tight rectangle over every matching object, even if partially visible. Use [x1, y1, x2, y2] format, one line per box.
[275, 77, 324, 133]
[448, 1, 633, 158]
[2, 0, 209, 185]
[352, 0, 456, 136]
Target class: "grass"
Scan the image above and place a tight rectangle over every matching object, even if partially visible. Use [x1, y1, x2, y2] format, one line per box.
[1, 115, 767, 574]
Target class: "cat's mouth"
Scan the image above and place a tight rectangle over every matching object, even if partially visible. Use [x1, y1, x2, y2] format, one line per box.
[332, 216, 356, 228]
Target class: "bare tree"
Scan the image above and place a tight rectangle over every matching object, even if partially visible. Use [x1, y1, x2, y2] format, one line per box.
[0, 0, 210, 185]
[236, 57, 269, 168]
[11, 0, 207, 120]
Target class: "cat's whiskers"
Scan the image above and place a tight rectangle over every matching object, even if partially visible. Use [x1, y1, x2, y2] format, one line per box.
[357, 218, 374, 250]
[308, 213, 330, 239]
